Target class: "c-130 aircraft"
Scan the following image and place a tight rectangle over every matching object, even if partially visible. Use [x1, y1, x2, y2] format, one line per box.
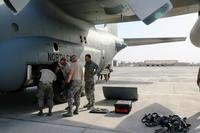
[0, 0, 199, 101]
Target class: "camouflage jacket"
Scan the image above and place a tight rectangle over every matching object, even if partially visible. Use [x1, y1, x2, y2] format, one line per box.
[84, 60, 99, 82]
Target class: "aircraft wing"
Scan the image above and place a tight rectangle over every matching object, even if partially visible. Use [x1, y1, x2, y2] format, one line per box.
[49, 0, 199, 24]
[124, 37, 186, 46]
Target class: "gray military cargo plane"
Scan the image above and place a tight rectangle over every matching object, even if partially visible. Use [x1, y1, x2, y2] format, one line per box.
[0, 0, 198, 102]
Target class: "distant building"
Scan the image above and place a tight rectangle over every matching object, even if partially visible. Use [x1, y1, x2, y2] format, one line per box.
[143, 60, 178, 66]
[113, 60, 197, 67]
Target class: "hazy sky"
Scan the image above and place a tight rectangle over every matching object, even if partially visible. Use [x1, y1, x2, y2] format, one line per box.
[114, 13, 200, 63]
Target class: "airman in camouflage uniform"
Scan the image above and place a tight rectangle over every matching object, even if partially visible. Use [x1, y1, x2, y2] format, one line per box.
[84, 54, 99, 109]
[37, 64, 57, 116]
[63, 55, 83, 117]
[37, 82, 54, 115]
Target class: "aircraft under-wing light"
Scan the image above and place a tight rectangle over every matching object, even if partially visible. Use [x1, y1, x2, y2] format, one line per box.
[0, 0, 199, 102]
[126, 0, 173, 25]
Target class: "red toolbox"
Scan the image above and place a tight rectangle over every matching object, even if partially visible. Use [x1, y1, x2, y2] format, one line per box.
[114, 100, 132, 114]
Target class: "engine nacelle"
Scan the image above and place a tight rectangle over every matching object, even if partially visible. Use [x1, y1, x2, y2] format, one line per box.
[190, 17, 200, 47]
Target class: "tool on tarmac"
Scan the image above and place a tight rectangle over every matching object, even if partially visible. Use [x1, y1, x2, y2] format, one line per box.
[89, 108, 109, 114]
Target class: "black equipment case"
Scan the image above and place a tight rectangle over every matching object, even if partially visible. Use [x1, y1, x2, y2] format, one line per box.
[114, 100, 132, 114]
[103, 86, 138, 101]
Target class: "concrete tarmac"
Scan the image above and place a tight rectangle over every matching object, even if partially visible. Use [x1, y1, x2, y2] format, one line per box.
[0, 66, 200, 133]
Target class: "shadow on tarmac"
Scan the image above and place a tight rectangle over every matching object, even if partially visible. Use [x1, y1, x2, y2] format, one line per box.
[0, 90, 38, 114]
[188, 112, 200, 133]
[0, 92, 200, 133]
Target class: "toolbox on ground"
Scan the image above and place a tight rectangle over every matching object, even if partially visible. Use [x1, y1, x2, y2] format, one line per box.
[114, 100, 132, 114]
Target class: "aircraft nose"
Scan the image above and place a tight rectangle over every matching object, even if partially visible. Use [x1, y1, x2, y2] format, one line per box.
[0, 42, 26, 91]
[0, 62, 26, 91]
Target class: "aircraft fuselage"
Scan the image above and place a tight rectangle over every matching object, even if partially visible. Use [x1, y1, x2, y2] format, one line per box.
[0, 0, 125, 91]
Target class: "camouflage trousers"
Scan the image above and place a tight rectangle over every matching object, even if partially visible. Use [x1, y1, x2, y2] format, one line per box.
[37, 82, 54, 109]
[67, 80, 82, 110]
[85, 81, 95, 106]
